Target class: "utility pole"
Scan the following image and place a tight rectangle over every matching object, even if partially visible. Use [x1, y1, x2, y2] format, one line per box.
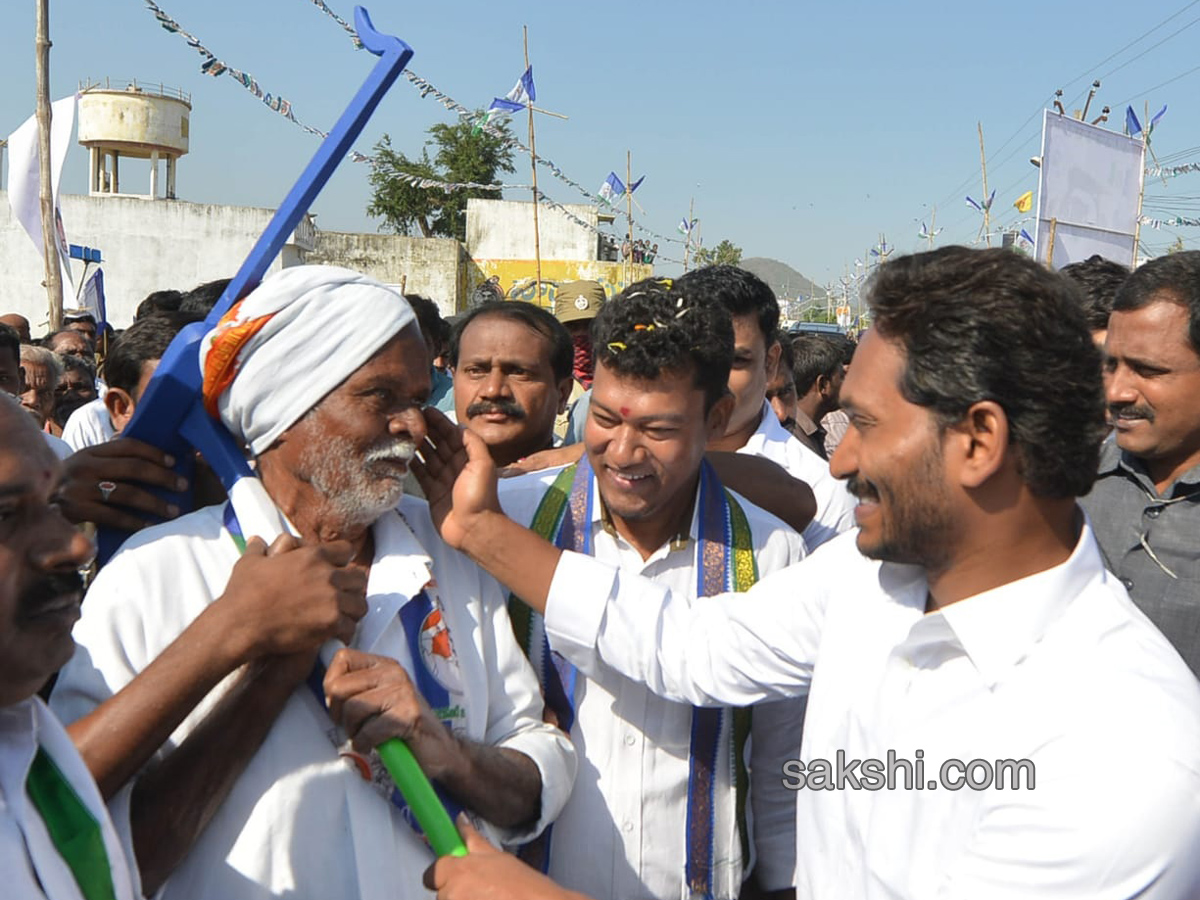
[978, 122, 992, 248]
[36, 0, 64, 330]
[683, 196, 694, 272]
[524, 26, 542, 303]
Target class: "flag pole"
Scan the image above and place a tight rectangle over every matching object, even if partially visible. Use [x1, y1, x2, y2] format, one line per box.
[524, 26, 542, 304]
[36, 0, 64, 331]
[1132, 116, 1148, 268]
[626, 150, 634, 282]
[978, 122, 991, 248]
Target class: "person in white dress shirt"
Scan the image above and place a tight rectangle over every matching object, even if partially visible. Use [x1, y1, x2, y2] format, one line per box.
[50, 266, 576, 900]
[0, 394, 142, 900]
[497, 282, 806, 900]
[421, 246, 1200, 900]
[677, 266, 855, 549]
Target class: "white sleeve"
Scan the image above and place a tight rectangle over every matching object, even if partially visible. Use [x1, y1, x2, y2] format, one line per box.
[475, 576, 576, 847]
[544, 550, 830, 708]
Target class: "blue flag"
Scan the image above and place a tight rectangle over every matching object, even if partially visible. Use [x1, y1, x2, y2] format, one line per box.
[1126, 106, 1142, 137]
[628, 175, 645, 193]
[599, 172, 625, 204]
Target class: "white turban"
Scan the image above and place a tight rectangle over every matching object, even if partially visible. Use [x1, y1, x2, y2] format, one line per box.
[199, 265, 417, 455]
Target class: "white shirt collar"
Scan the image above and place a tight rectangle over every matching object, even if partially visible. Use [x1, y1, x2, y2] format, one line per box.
[924, 518, 1101, 688]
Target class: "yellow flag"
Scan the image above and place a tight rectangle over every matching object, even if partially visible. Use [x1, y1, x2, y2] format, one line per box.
[1014, 190, 1033, 213]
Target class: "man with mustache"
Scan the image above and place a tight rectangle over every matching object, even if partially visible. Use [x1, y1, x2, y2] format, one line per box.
[420, 247, 1200, 899]
[0, 393, 144, 900]
[1081, 250, 1200, 677]
[50, 266, 576, 900]
[451, 300, 574, 468]
[496, 282, 806, 900]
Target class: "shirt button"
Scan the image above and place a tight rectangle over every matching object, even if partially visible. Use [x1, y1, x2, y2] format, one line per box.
[1145, 506, 1163, 518]
[1122, 577, 1134, 590]
[622, 820, 634, 833]
[624, 733, 636, 746]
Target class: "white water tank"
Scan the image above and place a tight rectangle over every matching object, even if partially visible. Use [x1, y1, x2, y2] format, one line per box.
[77, 79, 191, 199]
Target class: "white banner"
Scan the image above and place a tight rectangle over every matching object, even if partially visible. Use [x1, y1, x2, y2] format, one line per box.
[1033, 111, 1144, 269]
[6, 93, 78, 290]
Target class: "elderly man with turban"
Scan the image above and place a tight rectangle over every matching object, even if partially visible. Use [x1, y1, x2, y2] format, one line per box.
[50, 266, 576, 900]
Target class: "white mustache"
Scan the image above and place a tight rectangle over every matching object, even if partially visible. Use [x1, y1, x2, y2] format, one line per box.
[365, 440, 418, 464]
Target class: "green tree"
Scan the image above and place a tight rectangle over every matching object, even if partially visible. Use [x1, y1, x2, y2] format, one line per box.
[367, 116, 516, 241]
[693, 238, 743, 267]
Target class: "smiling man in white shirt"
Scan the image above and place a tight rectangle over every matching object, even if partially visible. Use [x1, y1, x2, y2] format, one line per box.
[498, 282, 806, 900]
[421, 246, 1200, 900]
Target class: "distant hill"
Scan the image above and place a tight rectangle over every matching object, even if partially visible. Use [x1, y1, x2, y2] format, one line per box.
[740, 257, 826, 300]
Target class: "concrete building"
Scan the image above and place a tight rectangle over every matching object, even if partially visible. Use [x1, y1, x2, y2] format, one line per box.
[463, 198, 652, 308]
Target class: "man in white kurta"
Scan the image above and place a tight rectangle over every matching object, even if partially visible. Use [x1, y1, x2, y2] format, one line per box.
[53, 494, 574, 900]
[1, 699, 142, 900]
[499, 465, 804, 899]
[50, 266, 576, 900]
[0, 394, 141, 900]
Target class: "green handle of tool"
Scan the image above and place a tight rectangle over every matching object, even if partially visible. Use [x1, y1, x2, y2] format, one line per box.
[377, 737, 469, 857]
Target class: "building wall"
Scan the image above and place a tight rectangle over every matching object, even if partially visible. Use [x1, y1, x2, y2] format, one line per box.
[466, 199, 600, 261]
[305, 231, 465, 316]
[0, 191, 311, 333]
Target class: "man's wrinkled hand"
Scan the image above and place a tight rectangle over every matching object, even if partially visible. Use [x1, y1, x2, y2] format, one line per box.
[220, 535, 368, 665]
[60, 438, 189, 531]
[323, 648, 460, 772]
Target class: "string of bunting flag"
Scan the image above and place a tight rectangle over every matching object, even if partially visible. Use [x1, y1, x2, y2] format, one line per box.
[1145, 161, 1200, 179]
[140, 0, 371, 161]
[302, 0, 684, 246]
[1139, 215, 1200, 229]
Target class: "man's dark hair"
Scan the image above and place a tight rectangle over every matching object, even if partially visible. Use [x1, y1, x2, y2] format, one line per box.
[104, 311, 204, 396]
[448, 301, 572, 382]
[675, 265, 779, 343]
[0, 323, 19, 365]
[790, 333, 845, 395]
[47, 329, 94, 354]
[405, 294, 451, 352]
[1060, 254, 1130, 332]
[1111, 250, 1200, 353]
[592, 278, 733, 411]
[53, 354, 98, 428]
[58, 352, 97, 384]
[135, 290, 184, 321]
[867, 246, 1105, 498]
[179, 278, 232, 315]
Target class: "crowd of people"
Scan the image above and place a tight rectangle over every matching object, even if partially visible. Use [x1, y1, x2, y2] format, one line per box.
[620, 235, 658, 265]
[1, 248, 1199, 900]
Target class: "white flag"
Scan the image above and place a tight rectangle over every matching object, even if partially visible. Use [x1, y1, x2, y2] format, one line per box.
[6, 94, 78, 290]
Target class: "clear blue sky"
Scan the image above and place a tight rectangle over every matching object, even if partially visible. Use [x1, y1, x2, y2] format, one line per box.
[4, 0, 1200, 289]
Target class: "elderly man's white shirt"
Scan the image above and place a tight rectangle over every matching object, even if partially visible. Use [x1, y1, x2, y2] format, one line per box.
[52, 496, 576, 900]
[543, 522, 1200, 899]
[737, 400, 855, 549]
[499, 467, 806, 899]
[0, 698, 141, 900]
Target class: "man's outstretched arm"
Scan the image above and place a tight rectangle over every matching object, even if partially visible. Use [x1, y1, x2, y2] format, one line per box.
[414, 409, 822, 709]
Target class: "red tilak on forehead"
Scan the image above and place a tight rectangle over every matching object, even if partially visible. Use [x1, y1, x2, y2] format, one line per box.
[620, 407, 630, 417]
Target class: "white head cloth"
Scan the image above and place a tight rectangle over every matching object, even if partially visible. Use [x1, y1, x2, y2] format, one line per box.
[199, 265, 417, 455]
